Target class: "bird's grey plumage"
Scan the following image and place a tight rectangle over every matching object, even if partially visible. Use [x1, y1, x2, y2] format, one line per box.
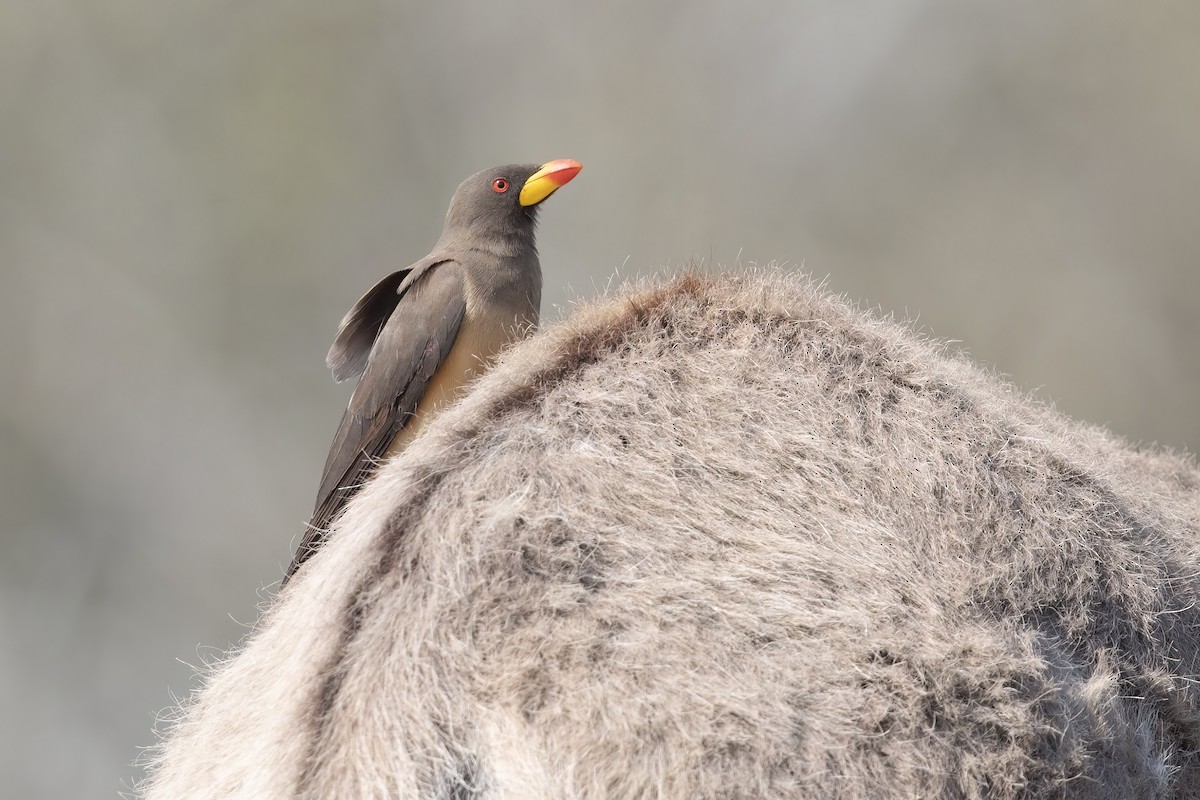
[326, 256, 446, 383]
[300, 261, 468, 569]
[284, 162, 574, 585]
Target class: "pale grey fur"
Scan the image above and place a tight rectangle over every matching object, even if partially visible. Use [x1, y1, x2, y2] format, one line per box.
[141, 269, 1200, 799]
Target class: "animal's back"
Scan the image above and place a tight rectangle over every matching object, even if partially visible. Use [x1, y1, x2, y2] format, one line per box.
[142, 269, 1200, 799]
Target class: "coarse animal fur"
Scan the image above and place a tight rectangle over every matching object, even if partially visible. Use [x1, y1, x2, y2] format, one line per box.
[141, 269, 1200, 799]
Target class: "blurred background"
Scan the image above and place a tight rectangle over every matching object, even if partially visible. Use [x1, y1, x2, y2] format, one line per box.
[2, 1, 1197, 795]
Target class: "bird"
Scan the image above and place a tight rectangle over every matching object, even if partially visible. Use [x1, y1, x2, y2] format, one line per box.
[283, 159, 582, 586]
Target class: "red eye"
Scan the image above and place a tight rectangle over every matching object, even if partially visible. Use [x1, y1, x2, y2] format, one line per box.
[492, 178, 509, 193]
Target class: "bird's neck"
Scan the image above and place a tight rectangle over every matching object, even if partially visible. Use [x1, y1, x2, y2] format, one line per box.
[439, 227, 536, 260]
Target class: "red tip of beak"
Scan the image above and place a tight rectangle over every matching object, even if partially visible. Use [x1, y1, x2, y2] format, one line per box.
[541, 158, 582, 186]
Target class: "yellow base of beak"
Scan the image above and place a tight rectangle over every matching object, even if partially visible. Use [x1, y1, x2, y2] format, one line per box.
[519, 159, 583, 207]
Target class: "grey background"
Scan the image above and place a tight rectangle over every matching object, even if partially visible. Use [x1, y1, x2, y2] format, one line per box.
[2, 1, 1197, 796]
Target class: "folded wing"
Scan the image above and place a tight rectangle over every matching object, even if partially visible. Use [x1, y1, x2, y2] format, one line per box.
[284, 260, 467, 584]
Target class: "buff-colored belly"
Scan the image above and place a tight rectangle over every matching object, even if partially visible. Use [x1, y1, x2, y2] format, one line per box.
[384, 311, 522, 456]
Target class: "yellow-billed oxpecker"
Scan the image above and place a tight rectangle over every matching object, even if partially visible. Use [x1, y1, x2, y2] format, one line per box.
[283, 159, 582, 585]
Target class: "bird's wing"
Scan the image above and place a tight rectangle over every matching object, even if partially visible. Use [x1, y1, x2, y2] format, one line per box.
[326, 255, 451, 383]
[284, 259, 467, 584]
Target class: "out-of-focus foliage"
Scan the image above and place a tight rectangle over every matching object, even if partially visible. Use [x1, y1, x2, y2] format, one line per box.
[0, 1, 1196, 796]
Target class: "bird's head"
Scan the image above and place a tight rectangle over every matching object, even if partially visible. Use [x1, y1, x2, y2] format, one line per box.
[440, 159, 582, 244]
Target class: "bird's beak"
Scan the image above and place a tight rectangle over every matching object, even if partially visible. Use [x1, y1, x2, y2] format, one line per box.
[519, 159, 582, 207]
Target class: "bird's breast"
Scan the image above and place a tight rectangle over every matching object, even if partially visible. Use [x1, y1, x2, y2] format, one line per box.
[384, 303, 535, 457]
